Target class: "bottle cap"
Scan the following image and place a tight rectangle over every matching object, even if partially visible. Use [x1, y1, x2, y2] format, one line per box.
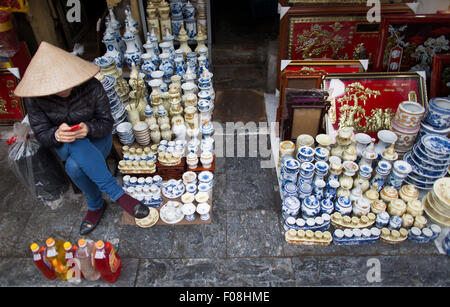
[78, 238, 87, 248]
[30, 243, 39, 252]
[46, 238, 55, 247]
[96, 240, 105, 249]
[63, 242, 72, 251]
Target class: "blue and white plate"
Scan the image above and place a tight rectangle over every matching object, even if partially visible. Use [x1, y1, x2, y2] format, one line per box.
[162, 180, 186, 199]
[409, 150, 450, 170]
[420, 135, 450, 158]
[198, 171, 214, 183]
[404, 177, 433, 190]
[413, 144, 450, 165]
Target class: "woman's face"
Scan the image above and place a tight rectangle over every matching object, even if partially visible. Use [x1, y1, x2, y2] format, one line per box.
[56, 88, 72, 98]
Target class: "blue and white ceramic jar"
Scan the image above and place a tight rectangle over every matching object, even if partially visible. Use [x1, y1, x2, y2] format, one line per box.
[297, 146, 315, 163]
[282, 182, 298, 199]
[140, 53, 156, 80]
[423, 97, 450, 130]
[186, 52, 198, 74]
[297, 182, 313, 200]
[387, 160, 412, 190]
[169, 0, 183, 17]
[282, 196, 301, 218]
[335, 196, 352, 215]
[200, 122, 215, 138]
[282, 158, 301, 183]
[314, 161, 329, 178]
[299, 162, 314, 177]
[320, 198, 334, 215]
[315, 147, 329, 162]
[174, 57, 186, 81]
[182, 1, 196, 19]
[301, 196, 320, 218]
[388, 215, 402, 230]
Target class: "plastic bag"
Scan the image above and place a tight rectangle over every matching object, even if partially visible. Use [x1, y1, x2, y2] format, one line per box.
[7, 122, 69, 208]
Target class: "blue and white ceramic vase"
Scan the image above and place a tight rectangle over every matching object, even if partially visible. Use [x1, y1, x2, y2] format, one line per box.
[297, 182, 313, 200]
[313, 179, 326, 201]
[386, 160, 412, 190]
[170, 0, 183, 17]
[283, 159, 301, 183]
[148, 26, 160, 56]
[185, 18, 197, 40]
[186, 52, 198, 74]
[183, 1, 196, 19]
[325, 179, 340, 201]
[140, 53, 156, 80]
[159, 52, 174, 84]
[174, 57, 186, 81]
[123, 32, 142, 69]
[370, 160, 392, 192]
[171, 15, 184, 38]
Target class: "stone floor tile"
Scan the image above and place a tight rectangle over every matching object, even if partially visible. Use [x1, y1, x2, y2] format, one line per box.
[226, 210, 284, 257]
[136, 258, 222, 287]
[0, 211, 32, 257]
[118, 225, 174, 258]
[290, 257, 321, 286]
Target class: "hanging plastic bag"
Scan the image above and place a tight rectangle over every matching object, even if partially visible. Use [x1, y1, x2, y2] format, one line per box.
[7, 122, 69, 208]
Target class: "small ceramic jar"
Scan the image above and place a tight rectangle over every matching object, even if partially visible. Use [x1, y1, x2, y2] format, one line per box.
[200, 151, 213, 168]
[279, 140, 296, 159]
[406, 199, 424, 217]
[320, 199, 334, 215]
[413, 215, 428, 229]
[335, 196, 352, 215]
[282, 196, 301, 217]
[388, 215, 403, 230]
[371, 199, 387, 214]
[301, 196, 320, 218]
[325, 179, 340, 201]
[353, 197, 371, 217]
[380, 186, 398, 204]
[401, 213, 414, 229]
[376, 211, 390, 228]
[388, 199, 407, 216]
[186, 152, 198, 169]
[399, 185, 419, 203]
[364, 183, 379, 204]
[297, 146, 315, 163]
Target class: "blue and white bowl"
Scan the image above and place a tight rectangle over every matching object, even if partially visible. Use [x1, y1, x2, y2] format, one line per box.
[409, 150, 450, 171]
[404, 153, 448, 177]
[419, 134, 450, 159]
[416, 120, 450, 143]
[423, 97, 450, 130]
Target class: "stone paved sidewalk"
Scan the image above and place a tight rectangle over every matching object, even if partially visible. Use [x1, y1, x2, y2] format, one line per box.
[0, 130, 448, 287]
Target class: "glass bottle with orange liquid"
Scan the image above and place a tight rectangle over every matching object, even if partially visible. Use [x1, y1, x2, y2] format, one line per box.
[44, 238, 69, 280]
[30, 243, 56, 280]
[93, 240, 122, 283]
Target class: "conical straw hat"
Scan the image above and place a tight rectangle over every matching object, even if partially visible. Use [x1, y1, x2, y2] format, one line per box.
[14, 41, 100, 97]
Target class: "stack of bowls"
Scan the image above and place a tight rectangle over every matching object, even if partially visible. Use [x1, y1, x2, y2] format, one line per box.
[391, 101, 426, 157]
[404, 134, 450, 190]
[422, 177, 450, 226]
[116, 122, 135, 145]
[415, 97, 450, 142]
[133, 121, 151, 146]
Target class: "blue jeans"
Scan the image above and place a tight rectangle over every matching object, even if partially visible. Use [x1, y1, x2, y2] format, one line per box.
[54, 135, 125, 211]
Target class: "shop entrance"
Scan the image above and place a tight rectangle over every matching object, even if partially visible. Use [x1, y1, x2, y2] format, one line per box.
[210, 0, 279, 123]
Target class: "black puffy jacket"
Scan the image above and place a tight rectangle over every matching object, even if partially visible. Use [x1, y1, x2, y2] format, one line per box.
[24, 77, 114, 148]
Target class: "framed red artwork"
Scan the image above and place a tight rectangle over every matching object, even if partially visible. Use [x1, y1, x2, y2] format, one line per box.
[430, 54, 450, 98]
[278, 0, 407, 6]
[0, 70, 25, 125]
[323, 72, 427, 137]
[374, 15, 450, 76]
[282, 59, 366, 76]
[277, 4, 413, 89]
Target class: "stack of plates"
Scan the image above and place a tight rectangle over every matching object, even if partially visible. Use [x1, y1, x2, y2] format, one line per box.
[133, 121, 150, 145]
[116, 122, 135, 145]
[404, 134, 450, 190]
[100, 75, 127, 134]
[423, 178, 450, 226]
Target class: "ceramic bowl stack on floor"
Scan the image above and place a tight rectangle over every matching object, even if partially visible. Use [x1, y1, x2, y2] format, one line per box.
[422, 178, 450, 227]
[116, 122, 135, 145]
[404, 134, 450, 190]
[391, 101, 426, 157]
[133, 121, 151, 146]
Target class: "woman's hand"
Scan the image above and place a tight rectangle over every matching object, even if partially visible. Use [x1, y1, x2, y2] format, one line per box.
[73, 122, 89, 139]
[55, 122, 89, 143]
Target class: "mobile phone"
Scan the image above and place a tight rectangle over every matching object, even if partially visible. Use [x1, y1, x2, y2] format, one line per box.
[69, 124, 80, 131]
